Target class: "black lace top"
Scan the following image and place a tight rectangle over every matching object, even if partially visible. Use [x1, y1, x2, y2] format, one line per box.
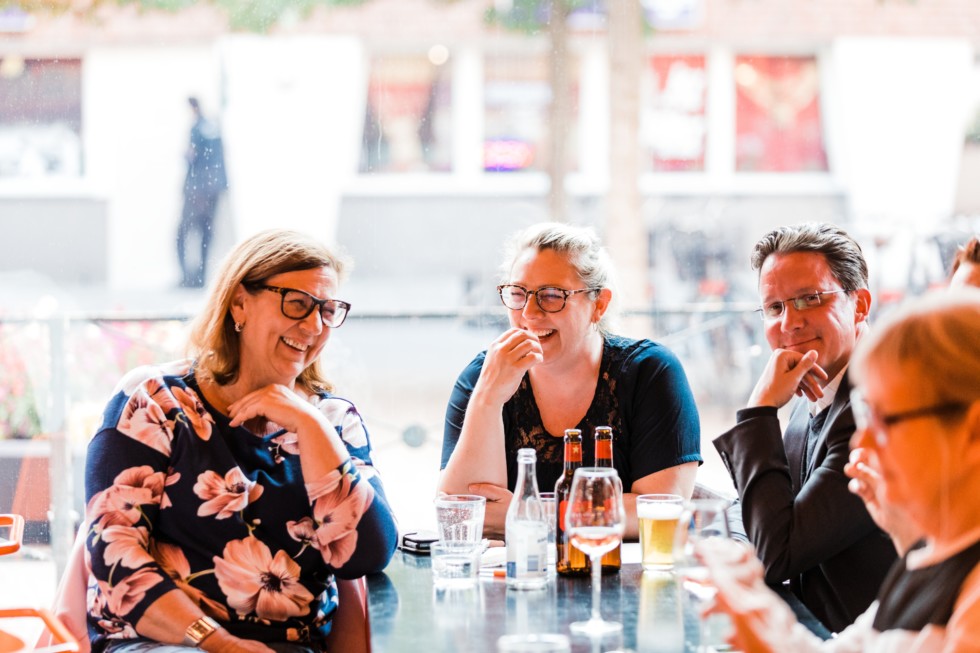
[442, 335, 702, 493]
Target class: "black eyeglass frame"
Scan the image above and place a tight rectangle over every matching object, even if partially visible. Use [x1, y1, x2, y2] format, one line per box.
[250, 284, 351, 328]
[496, 284, 601, 313]
[850, 388, 970, 445]
[756, 289, 852, 320]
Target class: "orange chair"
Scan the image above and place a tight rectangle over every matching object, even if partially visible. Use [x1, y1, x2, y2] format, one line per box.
[0, 515, 23, 556]
[0, 514, 80, 653]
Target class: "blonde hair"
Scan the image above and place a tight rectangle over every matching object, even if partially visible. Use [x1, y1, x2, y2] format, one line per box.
[500, 222, 619, 335]
[851, 289, 980, 407]
[187, 229, 350, 394]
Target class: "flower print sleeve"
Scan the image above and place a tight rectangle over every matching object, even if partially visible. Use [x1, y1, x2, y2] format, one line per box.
[84, 363, 209, 642]
[306, 395, 398, 576]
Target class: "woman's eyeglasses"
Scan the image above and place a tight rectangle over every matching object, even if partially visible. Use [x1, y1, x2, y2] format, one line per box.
[497, 284, 600, 313]
[850, 388, 969, 445]
[252, 285, 351, 328]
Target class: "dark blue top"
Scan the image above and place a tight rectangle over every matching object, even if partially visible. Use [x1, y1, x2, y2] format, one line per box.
[441, 335, 702, 493]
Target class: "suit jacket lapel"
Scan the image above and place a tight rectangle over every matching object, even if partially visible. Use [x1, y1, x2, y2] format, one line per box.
[804, 373, 853, 480]
[784, 401, 810, 494]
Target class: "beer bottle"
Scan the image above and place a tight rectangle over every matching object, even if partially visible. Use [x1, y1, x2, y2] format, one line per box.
[595, 425, 622, 573]
[555, 428, 590, 576]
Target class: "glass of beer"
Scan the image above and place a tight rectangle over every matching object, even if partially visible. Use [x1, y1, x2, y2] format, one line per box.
[637, 494, 684, 571]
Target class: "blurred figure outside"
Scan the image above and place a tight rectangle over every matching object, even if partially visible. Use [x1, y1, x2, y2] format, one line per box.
[178, 96, 228, 288]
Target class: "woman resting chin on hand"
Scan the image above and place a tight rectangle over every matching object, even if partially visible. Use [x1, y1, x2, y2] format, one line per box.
[83, 229, 397, 653]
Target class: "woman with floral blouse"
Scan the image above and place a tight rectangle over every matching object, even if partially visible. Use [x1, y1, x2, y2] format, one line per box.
[83, 229, 398, 652]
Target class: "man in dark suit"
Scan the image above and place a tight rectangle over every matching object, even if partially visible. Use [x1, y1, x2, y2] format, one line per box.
[714, 223, 897, 633]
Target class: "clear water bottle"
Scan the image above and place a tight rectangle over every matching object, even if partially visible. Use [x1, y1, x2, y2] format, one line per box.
[506, 448, 549, 590]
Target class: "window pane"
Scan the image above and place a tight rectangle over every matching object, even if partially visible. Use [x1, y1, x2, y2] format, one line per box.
[0, 58, 82, 178]
[643, 55, 707, 172]
[360, 54, 452, 173]
[484, 53, 578, 173]
[734, 55, 828, 172]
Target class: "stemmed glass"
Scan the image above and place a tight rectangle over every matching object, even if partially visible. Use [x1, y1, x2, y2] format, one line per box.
[565, 467, 626, 636]
[672, 499, 731, 653]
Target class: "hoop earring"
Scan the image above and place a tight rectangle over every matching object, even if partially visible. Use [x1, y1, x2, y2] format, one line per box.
[234, 322, 244, 333]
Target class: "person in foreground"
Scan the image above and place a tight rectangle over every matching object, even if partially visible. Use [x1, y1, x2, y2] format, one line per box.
[439, 222, 701, 539]
[844, 236, 980, 558]
[713, 223, 896, 632]
[83, 229, 398, 652]
[700, 288, 980, 653]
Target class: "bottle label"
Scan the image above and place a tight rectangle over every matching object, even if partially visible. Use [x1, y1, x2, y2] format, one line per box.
[596, 439, 612, 461]
[564, 441, 582, 463]
[506, 522, 548, 580]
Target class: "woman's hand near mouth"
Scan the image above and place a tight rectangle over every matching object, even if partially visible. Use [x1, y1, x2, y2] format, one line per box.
[472, 328, 544, 408]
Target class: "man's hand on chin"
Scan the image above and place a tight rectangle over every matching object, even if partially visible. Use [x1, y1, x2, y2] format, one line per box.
[748, 349, 828, 409]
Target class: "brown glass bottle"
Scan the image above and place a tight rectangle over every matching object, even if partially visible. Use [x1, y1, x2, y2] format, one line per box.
[595, 425, 622, 573]
[555, 428, 590, 576]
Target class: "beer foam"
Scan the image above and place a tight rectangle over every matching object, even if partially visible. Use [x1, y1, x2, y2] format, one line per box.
[637, 502, 683, 520]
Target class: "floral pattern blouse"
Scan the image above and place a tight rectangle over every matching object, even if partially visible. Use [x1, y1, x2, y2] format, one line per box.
[83, 361, 397, 652]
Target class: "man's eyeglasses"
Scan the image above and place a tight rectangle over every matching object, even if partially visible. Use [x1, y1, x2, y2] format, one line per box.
[252, 285, 351, 328]
[756, 289, 852, 321]
[497, 284, 600, 313]
[850, 388, 969, 446]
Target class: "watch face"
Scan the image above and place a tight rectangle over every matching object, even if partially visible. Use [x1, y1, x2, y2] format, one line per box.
[184, 617, 218, 646]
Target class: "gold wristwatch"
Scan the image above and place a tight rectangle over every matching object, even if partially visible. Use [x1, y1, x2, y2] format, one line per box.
[182, 616, 220, 648]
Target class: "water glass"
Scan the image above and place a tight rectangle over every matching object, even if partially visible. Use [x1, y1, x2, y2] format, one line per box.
[637, 494, 684, 571]
[538, 491, 557, 567]
[435, 494, 486, 543]
[673, 499, 731, 653]
[431, 541, 481, 588]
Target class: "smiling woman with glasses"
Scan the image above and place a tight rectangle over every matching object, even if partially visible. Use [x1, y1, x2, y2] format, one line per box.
[81, 229, 396, 653]
[439, 222, 702, 543]
[699, 288, 980, 653]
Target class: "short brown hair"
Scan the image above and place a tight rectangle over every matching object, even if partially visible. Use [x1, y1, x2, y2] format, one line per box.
[188, 229, 350, 393]
[949, 236, 980, 278]
[751, 222, 868, 291]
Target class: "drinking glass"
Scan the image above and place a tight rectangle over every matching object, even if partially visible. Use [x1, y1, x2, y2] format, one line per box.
[636, 494, 684, 571]
[538, 491, 557, 568]
[564, 467, 626, 636]
[435, 494, 486, 544]
[672, 499, 731, 652]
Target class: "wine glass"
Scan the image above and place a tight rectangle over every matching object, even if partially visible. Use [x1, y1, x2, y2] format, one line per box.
[565, 467, 626, 636]
[672, 499, 731, 652]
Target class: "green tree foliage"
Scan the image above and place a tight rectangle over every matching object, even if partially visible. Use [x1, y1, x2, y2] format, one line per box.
[1, 0, 366, 32]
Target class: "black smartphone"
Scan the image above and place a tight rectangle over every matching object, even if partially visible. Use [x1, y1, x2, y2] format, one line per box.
[400, 530, 439, 555]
